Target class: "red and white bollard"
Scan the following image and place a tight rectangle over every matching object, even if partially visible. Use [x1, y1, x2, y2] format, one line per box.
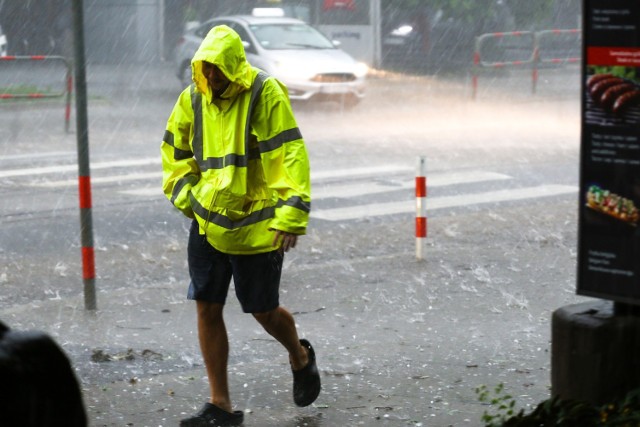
[416, 156, 427, 260]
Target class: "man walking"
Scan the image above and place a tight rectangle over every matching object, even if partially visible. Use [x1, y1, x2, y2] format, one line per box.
[161, 25, 320, 426]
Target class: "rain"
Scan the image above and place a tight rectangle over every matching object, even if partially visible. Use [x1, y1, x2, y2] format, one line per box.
[0, 1, 587, 426]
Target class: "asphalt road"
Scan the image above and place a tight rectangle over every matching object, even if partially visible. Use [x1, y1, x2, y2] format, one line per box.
[0, 62, 590, 426]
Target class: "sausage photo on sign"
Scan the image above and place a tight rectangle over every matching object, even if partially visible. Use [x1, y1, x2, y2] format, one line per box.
[613, 90, 640, 115]
[586, 72, 614, 89]
[586, 71, 640, 117]
[600, 83, 636, 110]
[590, 76, 625, 100]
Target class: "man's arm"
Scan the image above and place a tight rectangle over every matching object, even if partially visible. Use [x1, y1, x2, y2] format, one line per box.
[252, 79, 311, 240]
[161, 90, 200, 218]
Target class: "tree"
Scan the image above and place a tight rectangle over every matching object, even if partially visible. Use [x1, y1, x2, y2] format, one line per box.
[383, 0, 555, 30]
[503, 0, 555, 29]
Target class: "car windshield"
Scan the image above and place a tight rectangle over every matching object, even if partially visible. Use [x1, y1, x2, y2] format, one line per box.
[249, 23, 334, 50]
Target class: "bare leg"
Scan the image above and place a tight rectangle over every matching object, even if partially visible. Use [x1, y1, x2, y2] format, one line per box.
[196, 301, 233, 413]
[253, 307, 309, 370]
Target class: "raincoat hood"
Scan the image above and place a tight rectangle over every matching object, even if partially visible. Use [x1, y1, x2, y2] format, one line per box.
[191, 25, 253, 102]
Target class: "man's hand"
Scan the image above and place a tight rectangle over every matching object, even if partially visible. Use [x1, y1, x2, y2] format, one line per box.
[271, 229, 298, 253]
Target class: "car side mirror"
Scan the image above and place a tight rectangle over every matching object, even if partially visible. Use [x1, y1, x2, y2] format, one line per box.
[242, 40, 255, 53]
[185, 21, 200, 31]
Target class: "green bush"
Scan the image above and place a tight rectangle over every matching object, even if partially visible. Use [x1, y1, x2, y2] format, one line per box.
[477, 383, 640, 426]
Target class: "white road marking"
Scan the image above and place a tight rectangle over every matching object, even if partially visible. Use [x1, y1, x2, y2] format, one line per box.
[26, 162, 411, 188]
[312, 171, 511, 199]
[32, 172, 161, 188]
[120, 170, 512, 198]
[14, 158, 575, 222]
[122, 186, 162, 196]
[1, 158, 160, 179]
[311, 185, 578, 221]
[0, 151, 75, 161]
[311, 165, 413, 180]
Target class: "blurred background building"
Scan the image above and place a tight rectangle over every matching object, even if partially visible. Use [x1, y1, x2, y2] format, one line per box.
[0, 0, 580, 72]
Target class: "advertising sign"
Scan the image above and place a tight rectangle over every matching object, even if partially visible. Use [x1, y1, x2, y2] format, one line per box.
[578, 1, 640, 304]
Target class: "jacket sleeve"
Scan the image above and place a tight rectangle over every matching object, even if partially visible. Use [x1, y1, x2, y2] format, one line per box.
[251, 79, 311, 235]
[161, 88, 200, 218]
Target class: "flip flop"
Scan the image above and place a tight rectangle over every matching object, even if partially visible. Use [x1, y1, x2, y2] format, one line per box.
[179, 402, 244, 426]
[292, 339, 321, 407]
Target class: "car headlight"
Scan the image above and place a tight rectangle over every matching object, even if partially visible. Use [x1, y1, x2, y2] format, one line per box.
[354, 62, 369, 78]
[391, 25, 413, 37]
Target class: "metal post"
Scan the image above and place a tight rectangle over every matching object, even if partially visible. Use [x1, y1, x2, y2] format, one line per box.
[472, 39, 480, 100]
[371, 0, 381, 69]
[532, 45, 539, 95]
[65, 60, 72, 133]
[416, 156, 427, 260]
[72, 0, 96, 310]
[158, 0, 165, 61]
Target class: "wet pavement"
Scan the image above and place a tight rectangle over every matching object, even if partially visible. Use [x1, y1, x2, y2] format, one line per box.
[0, 62, 588, 426]
[1, 199, 587, 427]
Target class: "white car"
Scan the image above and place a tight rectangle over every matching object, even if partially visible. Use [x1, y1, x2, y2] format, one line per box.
[0, 25, 7, 57]
[174, 15, 367, 106]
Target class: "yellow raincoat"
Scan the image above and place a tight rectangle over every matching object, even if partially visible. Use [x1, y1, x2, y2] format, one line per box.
[161, 25, 311, 254]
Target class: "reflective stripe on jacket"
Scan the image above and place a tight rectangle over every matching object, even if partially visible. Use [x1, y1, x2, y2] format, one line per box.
[161, 25, 311, 254]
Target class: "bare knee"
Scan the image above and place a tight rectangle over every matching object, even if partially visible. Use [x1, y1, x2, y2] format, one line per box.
[252, 309, 277, 327]
[196, 301, 224, 322]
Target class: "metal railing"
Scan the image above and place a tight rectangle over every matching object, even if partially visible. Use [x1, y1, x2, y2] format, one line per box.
[472, 29, 581, 99]
[0, 55, 73, 132]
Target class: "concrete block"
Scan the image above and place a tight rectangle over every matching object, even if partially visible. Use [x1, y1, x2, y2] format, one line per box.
[552, 300, 640, 405]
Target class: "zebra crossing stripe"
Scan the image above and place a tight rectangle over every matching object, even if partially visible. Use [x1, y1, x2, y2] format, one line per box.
[32, 172, 161, 188]
[1, 158, 160, 179]
[120, 170, 512, 198]
[311, 184, 577, 221]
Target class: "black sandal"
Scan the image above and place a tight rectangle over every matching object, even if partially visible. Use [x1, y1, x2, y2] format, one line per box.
[179, 402, 244, 426]
[292, 339, 321, 407]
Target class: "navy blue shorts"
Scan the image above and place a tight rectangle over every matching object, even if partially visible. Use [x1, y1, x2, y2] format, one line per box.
[187, 220, 282, 313]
